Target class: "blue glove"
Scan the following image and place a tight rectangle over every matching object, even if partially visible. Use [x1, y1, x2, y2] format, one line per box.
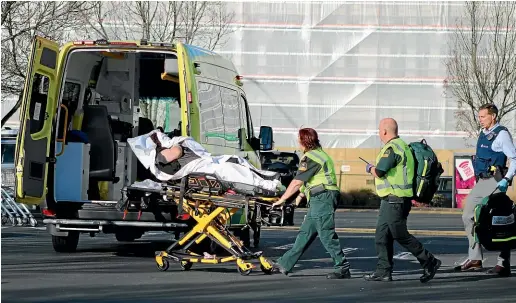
[497, 178, 509, 192]
[366, 164, 374, 174]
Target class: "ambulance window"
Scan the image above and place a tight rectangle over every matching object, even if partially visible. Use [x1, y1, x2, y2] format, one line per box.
[220, 86, 241, 148]
[28, 74, 50, 134]
[40, 47, 57, 69]
[1, 143, 15, 164]
[239, 95, 252, 139]
[198, 81, 225, 147]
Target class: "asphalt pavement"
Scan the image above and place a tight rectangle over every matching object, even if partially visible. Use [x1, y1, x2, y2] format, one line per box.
[2, 210, 516, 303]
[291, 208, 464, 231]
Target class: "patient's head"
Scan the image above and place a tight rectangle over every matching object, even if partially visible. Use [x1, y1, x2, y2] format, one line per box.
[298, 128, 321, 152]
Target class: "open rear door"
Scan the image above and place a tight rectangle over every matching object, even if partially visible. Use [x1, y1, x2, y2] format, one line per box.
[175, 42, 192, 137]
[15, 36, 60, 205]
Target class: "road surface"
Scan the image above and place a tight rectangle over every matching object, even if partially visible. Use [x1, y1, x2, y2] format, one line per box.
[2, 210, 515, 303]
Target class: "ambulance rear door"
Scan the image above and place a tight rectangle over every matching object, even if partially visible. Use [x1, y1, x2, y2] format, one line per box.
[15, 36, 61, 205]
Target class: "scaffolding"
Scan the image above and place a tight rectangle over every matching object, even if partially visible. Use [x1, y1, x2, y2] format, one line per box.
[217, 1, 492, 149]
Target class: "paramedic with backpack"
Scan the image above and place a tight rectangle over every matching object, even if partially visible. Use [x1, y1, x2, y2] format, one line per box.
[454, 103, 516, 277]
[363, 118, 441, 283]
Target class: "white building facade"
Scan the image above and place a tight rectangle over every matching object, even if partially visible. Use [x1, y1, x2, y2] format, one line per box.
[217, 1, 506, 149]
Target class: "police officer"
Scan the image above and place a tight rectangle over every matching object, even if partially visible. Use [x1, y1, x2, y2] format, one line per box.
[270, 128, 351, 279]
[363, 118, 441, 283]
[454, 103, 516, 277]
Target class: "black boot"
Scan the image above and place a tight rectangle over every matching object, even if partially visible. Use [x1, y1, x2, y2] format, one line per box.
[327, 268, 351, 279]
[271, 261, 289, 276]
[487, 264, 511, 277]
[363, 272, 392, 282]
[420, 258, 441, 283]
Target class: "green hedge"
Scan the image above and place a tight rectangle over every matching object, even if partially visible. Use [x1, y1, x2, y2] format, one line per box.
[339, 189, 449, 208]
[339, 188, 381, 208]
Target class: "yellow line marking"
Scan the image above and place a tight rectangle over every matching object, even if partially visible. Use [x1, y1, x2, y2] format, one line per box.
[263, 226, 465, 236]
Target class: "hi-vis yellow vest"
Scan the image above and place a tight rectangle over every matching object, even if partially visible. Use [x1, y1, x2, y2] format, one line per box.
[300, 148, 340, 200]
[374, 138, 415, 198]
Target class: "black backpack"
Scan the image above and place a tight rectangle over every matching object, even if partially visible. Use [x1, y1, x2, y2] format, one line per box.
[408, 139, 444, 203]
[474, 192, 516, 251]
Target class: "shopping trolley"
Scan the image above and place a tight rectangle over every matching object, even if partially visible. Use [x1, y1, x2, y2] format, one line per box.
[1, 186, 38, 227]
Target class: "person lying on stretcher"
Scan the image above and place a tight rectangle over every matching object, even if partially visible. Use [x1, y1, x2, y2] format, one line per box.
[127, 130, 286, 192]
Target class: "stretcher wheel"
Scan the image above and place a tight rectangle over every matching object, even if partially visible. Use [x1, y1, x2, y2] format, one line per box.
[260, 265, 273, 275]
[180, 261, 192, 271]
[156, 259, 169, 271]
[237, 266, 252, 276]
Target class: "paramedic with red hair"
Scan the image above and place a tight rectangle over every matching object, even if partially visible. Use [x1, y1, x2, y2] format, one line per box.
[270, 128, 352, 279]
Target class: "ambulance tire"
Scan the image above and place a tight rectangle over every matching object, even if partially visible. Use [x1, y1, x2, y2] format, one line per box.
[52, 231, 80, 253]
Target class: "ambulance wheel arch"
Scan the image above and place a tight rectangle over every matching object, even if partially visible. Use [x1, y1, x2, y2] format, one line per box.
[15, 36, 61, 205]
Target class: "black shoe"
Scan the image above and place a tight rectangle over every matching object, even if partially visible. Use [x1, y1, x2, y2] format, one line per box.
[420, 258, 441, 283]
[327, 269, 351, 279]
[271, 261, 289, 276]
[363, 272, 392, 282]
[487, 265, 511, 277]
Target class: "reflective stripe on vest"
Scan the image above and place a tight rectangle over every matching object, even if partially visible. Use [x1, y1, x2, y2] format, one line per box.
[374, 138, 414, 198]
[303, 149, 340, 199]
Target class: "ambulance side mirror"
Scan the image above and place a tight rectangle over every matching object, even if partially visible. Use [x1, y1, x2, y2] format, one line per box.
[259, 126, 273, 151]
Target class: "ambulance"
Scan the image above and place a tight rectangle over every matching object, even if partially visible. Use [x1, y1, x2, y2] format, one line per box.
[12, 36, 279, 252]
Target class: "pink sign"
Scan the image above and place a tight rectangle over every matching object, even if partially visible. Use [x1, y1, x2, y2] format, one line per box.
[455, 157, 476, 209]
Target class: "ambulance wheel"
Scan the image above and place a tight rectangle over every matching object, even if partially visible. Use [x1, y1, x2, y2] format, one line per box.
[237, 266, 252, 276]
[180, 261, 192, 271]
[157, 259, 169, 271]
[253, 226, 261, 247]
[52, 231, 79, 253]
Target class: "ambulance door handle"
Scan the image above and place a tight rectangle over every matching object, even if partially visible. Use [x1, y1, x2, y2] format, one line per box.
[56, 104, 69, 156]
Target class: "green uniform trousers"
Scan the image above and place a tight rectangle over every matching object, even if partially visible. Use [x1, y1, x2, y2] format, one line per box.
[375, 198, 435, 275]
[277, 190, 350, 273]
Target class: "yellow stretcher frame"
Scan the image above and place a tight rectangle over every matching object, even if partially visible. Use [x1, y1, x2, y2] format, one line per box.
[122, 175, 280, 276]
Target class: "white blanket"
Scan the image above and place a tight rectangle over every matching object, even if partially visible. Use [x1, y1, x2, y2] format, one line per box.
[127, 130, 282, 192]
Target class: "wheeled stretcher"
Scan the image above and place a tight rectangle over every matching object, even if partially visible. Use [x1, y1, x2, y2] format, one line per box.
[120, 173, 282, 275]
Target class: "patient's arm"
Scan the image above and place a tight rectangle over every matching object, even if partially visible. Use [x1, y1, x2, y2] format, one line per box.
[158, 145, 183, 163]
